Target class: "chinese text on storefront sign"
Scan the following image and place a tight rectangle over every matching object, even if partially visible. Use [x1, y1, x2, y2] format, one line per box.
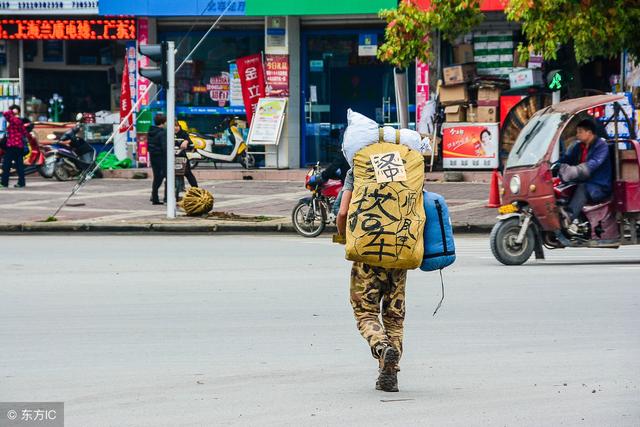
[0, 19, 136, 40]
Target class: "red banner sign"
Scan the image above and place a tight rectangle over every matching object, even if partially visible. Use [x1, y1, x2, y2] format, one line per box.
[0, 19, 136, 40]
[236, 54, 266, 125]
[119, 57, 132, 133]
[265, 54, 289, 97]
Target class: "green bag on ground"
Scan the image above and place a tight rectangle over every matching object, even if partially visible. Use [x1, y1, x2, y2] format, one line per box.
[96, 152, 132, 170]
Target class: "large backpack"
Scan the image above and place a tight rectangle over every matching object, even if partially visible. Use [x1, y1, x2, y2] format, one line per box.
[345, 138, 426, 269]
[420, 191, 456, 271]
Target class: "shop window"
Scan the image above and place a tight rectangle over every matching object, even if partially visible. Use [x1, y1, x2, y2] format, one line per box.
[23, 41, 38, 62]
[160, 31, 264, 112]
[67, 40, 114, 65]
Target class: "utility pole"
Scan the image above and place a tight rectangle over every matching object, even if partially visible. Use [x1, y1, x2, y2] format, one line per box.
[165, 41, 176, 219]
[139, 41, 176, 218]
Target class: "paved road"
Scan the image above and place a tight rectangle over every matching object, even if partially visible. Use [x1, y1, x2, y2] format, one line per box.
[0, 178, 496, 227]
[1, 235, 639, 426]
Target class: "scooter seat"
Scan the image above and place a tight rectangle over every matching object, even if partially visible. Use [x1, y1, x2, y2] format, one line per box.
[582, 199, 613, 213]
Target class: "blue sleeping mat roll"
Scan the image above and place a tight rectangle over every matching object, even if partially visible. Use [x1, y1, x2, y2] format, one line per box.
[420, 191, 456, 271]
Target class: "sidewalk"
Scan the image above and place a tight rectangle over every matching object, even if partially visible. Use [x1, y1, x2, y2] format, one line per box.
[0, 176, 498, 233]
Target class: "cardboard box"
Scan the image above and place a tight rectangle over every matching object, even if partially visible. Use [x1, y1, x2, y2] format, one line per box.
[439, 84, 469, 105]
[453, 44, 474, 64]
[443, 64, 477, 86]
[445, 105, 467, 122]
[477, 106, 499, 122]
[509, 68, 543, 89]
[477, 86, 501, 106]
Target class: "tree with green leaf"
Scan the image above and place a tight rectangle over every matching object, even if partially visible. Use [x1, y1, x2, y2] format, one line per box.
[377, 0, 484, 68]
[506, 0, 640, 64]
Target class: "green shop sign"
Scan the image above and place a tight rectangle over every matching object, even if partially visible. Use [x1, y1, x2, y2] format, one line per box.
[245, 0, 397, 16]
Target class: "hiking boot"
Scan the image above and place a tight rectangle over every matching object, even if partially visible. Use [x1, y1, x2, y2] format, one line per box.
[375, 345, 400, 392]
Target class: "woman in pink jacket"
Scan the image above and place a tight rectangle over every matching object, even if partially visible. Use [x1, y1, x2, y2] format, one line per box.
[1, 104, 28, 188]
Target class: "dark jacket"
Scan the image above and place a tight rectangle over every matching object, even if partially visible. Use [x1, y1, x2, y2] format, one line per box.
[321, 151, 350, 183]
[147, 126, 167, 158]
[560, 137, 612, 201]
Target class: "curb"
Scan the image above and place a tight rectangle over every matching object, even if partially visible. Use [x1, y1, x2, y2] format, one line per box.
[0, 222, 494, 234]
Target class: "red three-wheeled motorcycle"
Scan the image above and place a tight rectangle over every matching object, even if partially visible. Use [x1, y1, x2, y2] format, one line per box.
[491, 95, 640, 265]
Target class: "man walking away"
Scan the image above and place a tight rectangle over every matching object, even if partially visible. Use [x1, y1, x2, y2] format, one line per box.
[147, 114, 167, 205]
[1, 105, 28, 188]
[337, 170, 405, 392]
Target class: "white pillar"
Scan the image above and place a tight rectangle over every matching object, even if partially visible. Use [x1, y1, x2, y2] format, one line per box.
[263, 16, 300, 169]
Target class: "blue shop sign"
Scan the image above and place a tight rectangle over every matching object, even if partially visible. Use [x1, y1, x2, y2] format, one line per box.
[99, 0, 246, 16]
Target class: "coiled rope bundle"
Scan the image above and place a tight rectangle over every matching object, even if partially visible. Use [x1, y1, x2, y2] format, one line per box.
[179, 187, 214, 216]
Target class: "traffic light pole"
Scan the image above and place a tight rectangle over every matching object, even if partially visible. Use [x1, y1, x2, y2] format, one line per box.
[166, 41, 176, 219]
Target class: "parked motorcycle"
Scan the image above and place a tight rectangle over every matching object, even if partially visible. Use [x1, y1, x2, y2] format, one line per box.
[47, 114, 102, 181]
[490, 94, 640, 265]
[184, 117, 255, 169]
[0, 121, 54, 178]
[292, 163, 343, 237]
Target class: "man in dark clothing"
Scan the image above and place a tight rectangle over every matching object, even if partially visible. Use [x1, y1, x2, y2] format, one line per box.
[147, 114, 167, 205]
[559, 119, 613, 232]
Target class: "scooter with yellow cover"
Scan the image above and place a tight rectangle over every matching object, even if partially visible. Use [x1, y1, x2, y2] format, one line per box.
[180, 117, 255, 169]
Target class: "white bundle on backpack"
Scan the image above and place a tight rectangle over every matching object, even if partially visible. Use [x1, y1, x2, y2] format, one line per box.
[342, 109, 431, 166]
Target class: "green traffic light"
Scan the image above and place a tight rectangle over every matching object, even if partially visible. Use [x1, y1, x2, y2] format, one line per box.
[548, 72, 563, 90]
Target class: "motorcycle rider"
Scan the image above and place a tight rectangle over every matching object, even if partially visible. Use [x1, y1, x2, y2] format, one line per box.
[59, 116, 95, 168]
[558, 118, 612, 234]
[307, 142, 349, 215]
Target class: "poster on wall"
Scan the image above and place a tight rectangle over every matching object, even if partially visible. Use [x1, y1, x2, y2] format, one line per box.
[229, 63, 243, 107]
[442, 123, 499, 169]
[236, 53, 266, 124]
[265, 54, 289, 97]
[358, 34, 378, 57]
[206, 72, 230, 106]
[247, 97, 287, 146]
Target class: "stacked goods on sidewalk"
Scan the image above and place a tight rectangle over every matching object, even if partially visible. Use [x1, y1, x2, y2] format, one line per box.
[440, 31, 547, 171]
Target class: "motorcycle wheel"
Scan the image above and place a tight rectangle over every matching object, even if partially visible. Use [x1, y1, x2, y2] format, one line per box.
[292, 200, 326, 238]
[490, 217, 536, 266]
[240, 152, 255, 169]
[53, 161, 73, 181]
[38, 153, 57, 178]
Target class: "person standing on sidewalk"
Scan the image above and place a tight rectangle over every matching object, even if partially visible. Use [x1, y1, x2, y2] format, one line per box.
[147, 114, 167, 205]
[1, 105, 28, 188]
[174, 122, 198, 195]
[336, 170, 406, 393]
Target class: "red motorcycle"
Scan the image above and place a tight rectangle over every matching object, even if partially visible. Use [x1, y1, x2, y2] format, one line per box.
[0, 125, 54, 178]
[292, 163, 343, 237]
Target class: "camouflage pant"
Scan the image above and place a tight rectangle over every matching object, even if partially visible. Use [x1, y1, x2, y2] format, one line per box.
[350, 262, 407, 362]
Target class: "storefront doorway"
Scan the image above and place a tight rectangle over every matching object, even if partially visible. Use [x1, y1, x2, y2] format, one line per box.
[301, 29, 397, 166]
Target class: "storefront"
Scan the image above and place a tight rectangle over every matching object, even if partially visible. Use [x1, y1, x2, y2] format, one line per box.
[98, 0, 399, 168]
[0, 3, 134, 122]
